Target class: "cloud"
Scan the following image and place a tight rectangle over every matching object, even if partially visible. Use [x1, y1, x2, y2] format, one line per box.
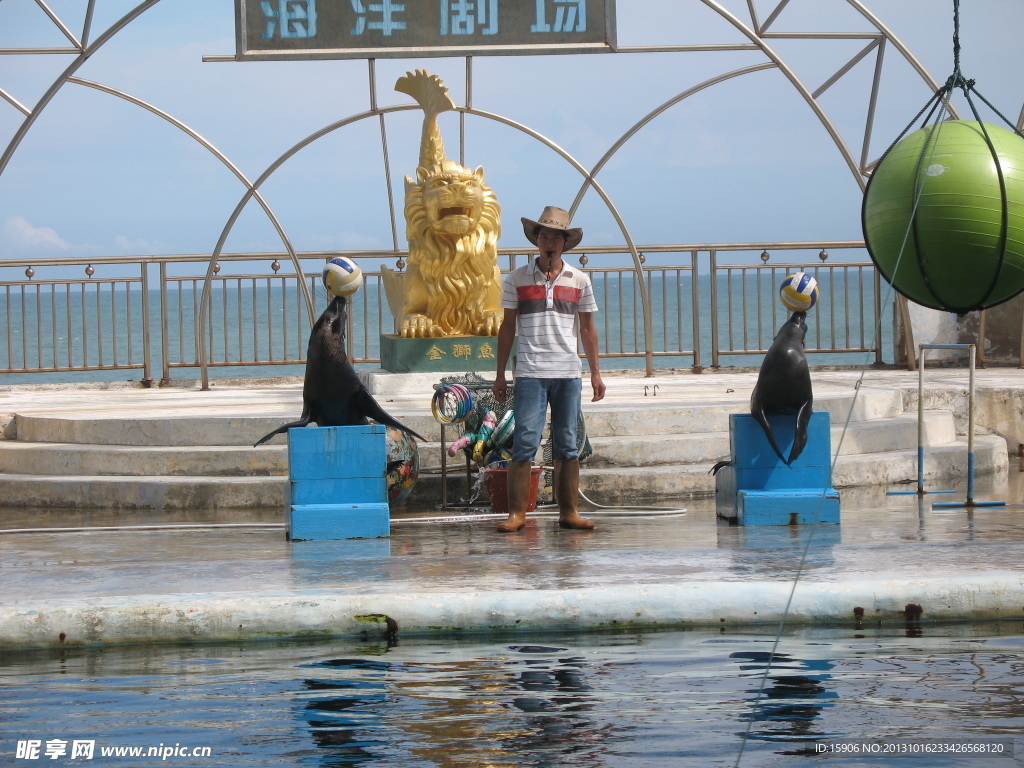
[4, 216, 70, 250]
[114, 234, 164, 254]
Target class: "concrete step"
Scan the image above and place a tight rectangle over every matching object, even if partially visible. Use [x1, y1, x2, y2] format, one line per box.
[9, 389, 902, 446]
[375, 435, 1011, 508]
[0, 473, 286, 510]
[0, 410, 954, 477]
[832, 412, 955, 455]
[582, 412, 953, 469]
[0, 441, 287, 477]
[0, 435, 1006, 510]
[574, 435, 1009, 501]
[831, 434, 1009, 488]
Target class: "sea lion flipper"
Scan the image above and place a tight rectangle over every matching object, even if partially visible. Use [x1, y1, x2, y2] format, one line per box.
[253, 414, 312, 447]
[788, 400, 813, 464]
[353, 388, 426, 441]
[751, 399, 789, 465]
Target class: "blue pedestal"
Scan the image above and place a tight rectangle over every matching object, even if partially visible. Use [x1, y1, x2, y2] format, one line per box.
[716, 412, 840, 526]
[287, 425, 391, 541]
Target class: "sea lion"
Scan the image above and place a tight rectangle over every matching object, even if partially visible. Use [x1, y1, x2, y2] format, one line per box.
[254, 294, 425, 446]
[749, 311, 812, 465]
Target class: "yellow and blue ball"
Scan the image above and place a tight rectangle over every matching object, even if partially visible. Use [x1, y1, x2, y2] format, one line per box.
[779, 272, 819, 312]
[322, 257, 363, 297]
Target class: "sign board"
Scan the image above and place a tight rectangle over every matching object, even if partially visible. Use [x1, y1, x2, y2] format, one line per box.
[234, 0, 616, 60]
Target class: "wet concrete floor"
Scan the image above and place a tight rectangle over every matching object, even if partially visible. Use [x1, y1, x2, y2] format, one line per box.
[1, 466, 1022, 619]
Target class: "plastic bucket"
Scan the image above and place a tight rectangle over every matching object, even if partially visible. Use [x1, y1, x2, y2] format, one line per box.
[485, 466, 542, 514]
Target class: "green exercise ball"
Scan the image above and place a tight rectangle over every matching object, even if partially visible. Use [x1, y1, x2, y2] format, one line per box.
[862, 120, 1024, 313]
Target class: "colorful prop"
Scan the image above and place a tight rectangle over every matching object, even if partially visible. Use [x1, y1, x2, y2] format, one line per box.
[472, 411, 497, 463]
[779, 272, 819, 313]
[489, 409, 515, 449]
[863, 121, 1024, 313]
[322, 256, 363, 297]
[447, 431, 476, 457]
[484, 448, 512, 468]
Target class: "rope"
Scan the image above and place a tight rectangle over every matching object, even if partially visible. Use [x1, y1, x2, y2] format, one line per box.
[741, 3, 1003, 765]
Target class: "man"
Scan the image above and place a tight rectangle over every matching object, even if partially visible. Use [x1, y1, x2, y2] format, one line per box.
[493, 206, 606, 532]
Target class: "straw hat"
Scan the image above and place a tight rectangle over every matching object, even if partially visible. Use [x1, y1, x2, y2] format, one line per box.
[521, 206, 583, 251]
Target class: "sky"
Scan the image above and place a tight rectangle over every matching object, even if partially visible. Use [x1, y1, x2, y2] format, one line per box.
[1, 0, 1023, 275]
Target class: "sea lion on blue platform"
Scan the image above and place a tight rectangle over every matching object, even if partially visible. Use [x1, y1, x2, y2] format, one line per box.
[749, 310, 812, 465]
[254, 295, 425, 446]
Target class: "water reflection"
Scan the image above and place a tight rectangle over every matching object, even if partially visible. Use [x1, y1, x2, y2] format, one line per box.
[503, 646, 609, 768]
[301, 659, 390, 765]
[732, 650, 837, 742]
[293, 645, 612, 767]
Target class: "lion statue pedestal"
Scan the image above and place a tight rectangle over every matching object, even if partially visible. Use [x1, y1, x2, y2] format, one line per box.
[379, 333, 517, 374]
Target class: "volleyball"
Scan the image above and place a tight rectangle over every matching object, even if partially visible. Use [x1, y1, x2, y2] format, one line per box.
[779, 272, 819, 312]
[322, 257, 363, 297]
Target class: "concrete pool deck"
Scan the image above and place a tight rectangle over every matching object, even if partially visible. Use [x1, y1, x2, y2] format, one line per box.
[0, 367, 1023, 649]
[1, 465, 1023, 650]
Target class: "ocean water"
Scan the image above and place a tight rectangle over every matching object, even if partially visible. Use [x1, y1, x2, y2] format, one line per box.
[1, 626, 1020, 767]
[0, 269, 894, 386]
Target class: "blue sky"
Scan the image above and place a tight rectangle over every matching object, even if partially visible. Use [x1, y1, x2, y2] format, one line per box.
[1, 0, 1022, 270]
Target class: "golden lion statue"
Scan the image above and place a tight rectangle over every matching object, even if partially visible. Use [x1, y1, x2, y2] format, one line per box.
[381, 71, 503, 338]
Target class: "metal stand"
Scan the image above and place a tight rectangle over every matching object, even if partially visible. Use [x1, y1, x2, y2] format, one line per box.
[887, 343, 955, 497]
[435, 375, 507, 510]
[887, 344, 1004, 508]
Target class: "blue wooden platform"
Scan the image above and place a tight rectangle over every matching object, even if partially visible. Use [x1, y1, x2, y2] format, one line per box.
[287, 425, 390, 541]
[716, 412, 840, 526]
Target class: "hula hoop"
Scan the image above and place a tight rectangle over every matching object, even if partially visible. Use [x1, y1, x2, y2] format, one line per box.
[431, 383, 474, 424]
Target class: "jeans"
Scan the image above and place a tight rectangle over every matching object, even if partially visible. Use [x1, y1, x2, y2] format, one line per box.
[511, 377, 582, 463]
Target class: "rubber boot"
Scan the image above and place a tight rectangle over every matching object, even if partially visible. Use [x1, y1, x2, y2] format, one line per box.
[554, 459, 595, 530]
[496, 461, 532, 532]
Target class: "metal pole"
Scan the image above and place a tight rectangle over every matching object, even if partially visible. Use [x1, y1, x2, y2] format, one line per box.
[441, 423, 448, 510]
[967, 343, 975, 504]
[913, 343, 1004, 508]
[887, 343, 955, 496]
[917, 344, 924, 493]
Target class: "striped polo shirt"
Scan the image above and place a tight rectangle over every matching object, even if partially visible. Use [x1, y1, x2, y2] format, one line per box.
[501, 257, 598, 379]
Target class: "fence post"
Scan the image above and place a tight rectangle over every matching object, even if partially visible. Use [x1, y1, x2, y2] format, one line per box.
[159, 261, 171, 386]
[691, 250, 702, 372]
[140, 261, 153, 387]
[709, 250, 719, 369]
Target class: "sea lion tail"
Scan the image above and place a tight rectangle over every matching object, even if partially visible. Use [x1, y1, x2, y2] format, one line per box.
[253, 415, 312, 447]
[354, 389, 426, 441]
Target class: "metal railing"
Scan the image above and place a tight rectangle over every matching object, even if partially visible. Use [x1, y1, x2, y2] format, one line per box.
[0, 241, 889, 385]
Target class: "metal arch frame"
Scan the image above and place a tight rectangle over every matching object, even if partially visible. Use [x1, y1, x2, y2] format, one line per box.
[703, 0, 961, 186]
[196, 99, 657, 386]
[567, 62, 779, 218]
[0, 0, 315, 387]
[64, 77, 315, 324]
[0, 0, 159, 177]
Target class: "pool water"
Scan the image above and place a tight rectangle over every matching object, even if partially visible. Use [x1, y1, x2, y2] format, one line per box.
[2, 625, 1022, 767]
